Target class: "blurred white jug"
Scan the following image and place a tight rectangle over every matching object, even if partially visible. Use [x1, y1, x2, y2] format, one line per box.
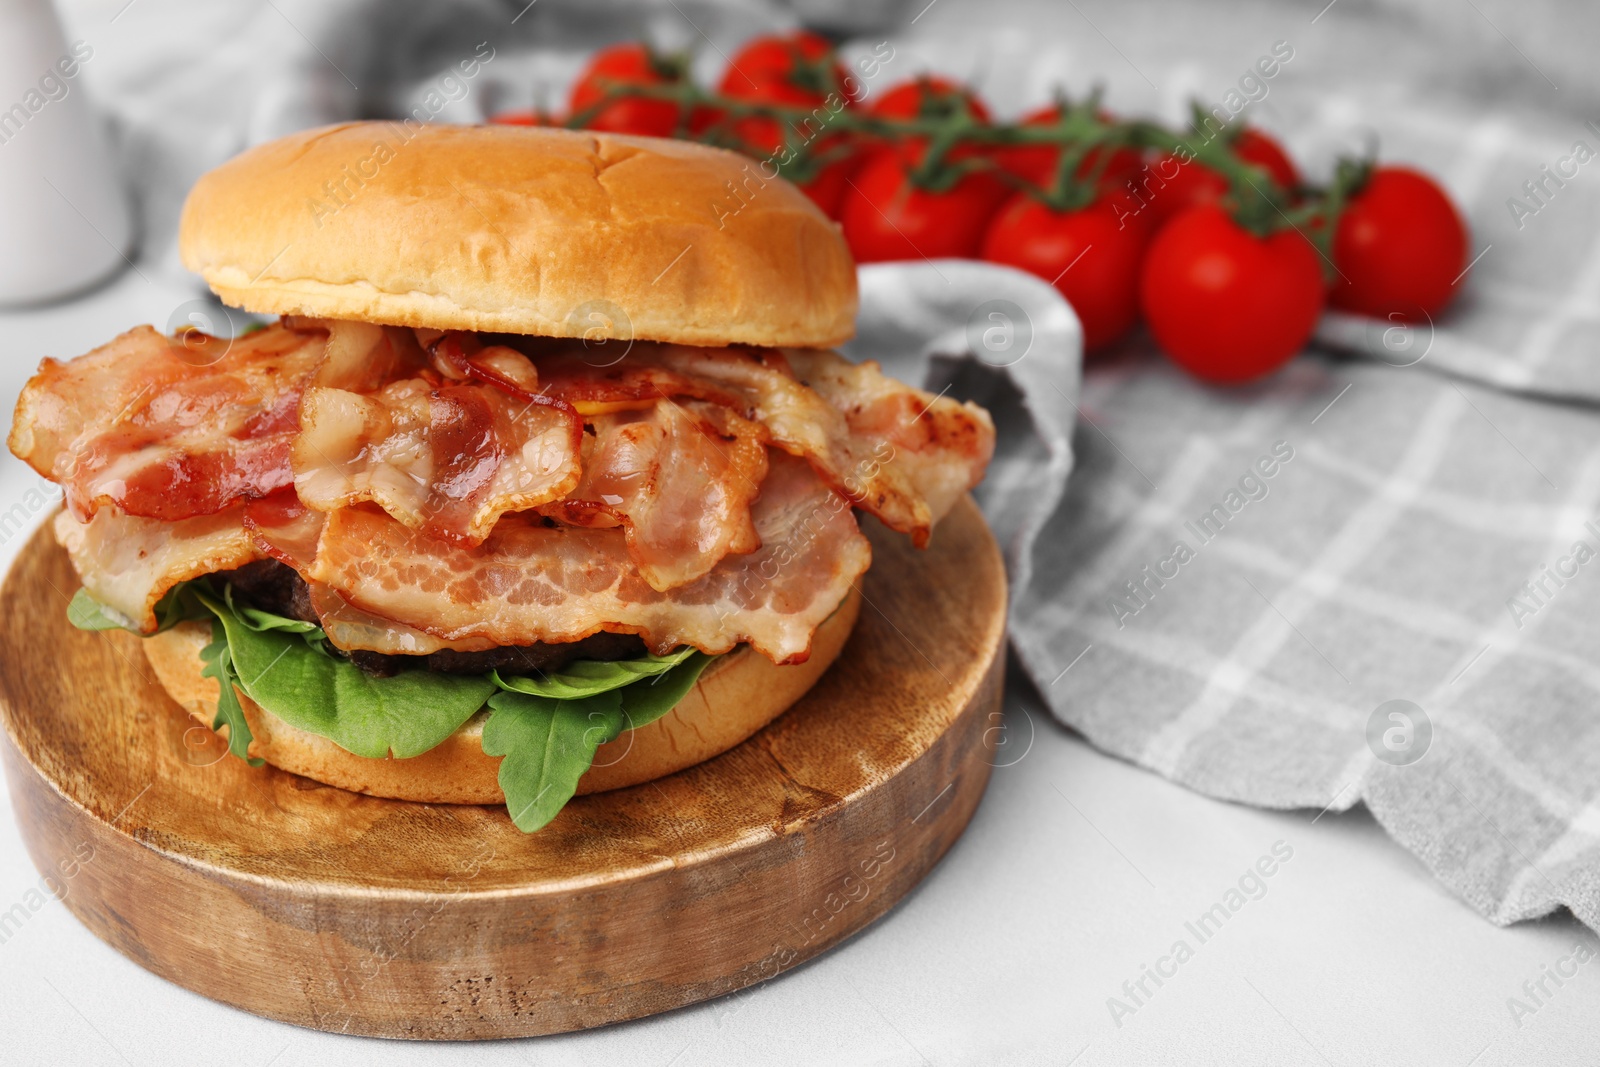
[0, 0, 132, 305]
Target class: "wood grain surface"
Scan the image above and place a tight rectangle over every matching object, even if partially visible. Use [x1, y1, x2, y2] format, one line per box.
[0, 500, 1007, 1040]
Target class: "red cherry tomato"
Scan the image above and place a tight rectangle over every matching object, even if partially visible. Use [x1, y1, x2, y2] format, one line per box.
[980, 193, 1150, 351]
[1142, 155, 1222, 225]
[1331, 166, 1467, 321]
[839, 146, 1008, 262]
[765, 126, 862, 217]
[1144, 129, 1300, 226]
[1098, 182, 1159, 243]
[719, 31, 850, 105]
[710, 33, 846, 207]
[795, 155, 858, 218]
[1235, 130, 1298, 192]
[568, 43, 685, 137]
[709, 31, 860, 216]
[720, 115, 861, 216]
[1140, 205, 1325, 382]
[994, 105, 1143, 190]
[866, 76, 992, 170]
[868, 75, 991, 122]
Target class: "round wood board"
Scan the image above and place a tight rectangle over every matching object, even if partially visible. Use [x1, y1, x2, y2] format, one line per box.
[0, 499, 1005, 1040]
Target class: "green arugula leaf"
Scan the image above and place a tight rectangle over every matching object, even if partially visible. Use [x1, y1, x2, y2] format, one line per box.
[482, 691, 626, 832]
[482, 652, 714, 832]
[617, 651, 715, 729]
[236, 606, 325, 636]
[489, 645, 700, 700]
[195, 591, 494, 759]
[198, 619, 263, 765]
[219, 585, 330, 652]
[69, 580, 721, 833]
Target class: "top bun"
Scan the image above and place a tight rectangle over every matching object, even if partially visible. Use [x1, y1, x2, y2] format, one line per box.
[178, 122, 857, 348]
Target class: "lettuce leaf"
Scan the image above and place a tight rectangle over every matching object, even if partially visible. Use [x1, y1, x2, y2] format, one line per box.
[483, 651, 713, 831]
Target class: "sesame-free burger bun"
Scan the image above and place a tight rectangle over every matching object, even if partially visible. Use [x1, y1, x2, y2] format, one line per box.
[141, 588, 860, 805]
[178, 122, 858, 349]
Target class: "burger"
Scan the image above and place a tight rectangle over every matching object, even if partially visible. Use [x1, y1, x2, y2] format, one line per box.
[9, 122, 995, 832]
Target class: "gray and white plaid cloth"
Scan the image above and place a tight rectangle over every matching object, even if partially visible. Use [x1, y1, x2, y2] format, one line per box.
[50, 0, 1600, 936]
[997, 93, 1600, 934]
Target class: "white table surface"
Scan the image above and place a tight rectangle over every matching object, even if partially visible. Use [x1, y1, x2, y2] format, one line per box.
[2, 271, 1597, 1066]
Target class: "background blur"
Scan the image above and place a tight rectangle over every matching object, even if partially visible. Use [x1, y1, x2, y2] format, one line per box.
[34, 0, 1600, 283]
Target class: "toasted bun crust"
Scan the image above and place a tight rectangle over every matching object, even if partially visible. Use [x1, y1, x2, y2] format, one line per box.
[177, 122, 858, 349]
[142, 588, 859, 805]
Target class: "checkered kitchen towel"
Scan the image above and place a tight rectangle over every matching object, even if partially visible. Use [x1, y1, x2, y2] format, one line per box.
[59, 0, 1600, 935]
[856, 5, 1600, 935]
[995, 78, 1600, 934]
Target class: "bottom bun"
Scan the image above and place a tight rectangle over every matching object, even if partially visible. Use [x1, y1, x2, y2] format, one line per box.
[142, 588, 861, 804]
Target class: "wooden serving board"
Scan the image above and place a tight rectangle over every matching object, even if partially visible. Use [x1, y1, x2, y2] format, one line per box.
[0, 500, 1006, 1040]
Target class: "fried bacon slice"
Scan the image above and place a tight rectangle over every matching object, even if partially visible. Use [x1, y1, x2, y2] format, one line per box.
[241, 489, 323, 572]
[24, 321, 990, 666]
[12, 321, 330, 524]
[312, 319, 430, 393]
[538, 399, 769, 591]
[291, 376, 582, 546]
[309, 451, 870, 664]
[240, 491, 498, 655]
[526, 341, 994, 545]
[54, 506, 258, 632]
[424, 334, 776, 590]
[783, 348, 994, 542]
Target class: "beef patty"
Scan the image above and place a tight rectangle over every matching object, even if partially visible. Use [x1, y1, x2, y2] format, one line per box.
[218, 560, 650, 678]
